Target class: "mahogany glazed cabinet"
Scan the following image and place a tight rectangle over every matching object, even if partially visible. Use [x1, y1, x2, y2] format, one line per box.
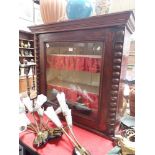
[29, 11, 135, 138]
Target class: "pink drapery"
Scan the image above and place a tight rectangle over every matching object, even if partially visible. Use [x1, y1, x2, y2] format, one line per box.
[40, 0, 66, 24]
[46, 55, 102, 73]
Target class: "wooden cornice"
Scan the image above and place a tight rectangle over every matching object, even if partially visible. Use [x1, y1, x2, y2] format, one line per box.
[29, 11, 135, 34]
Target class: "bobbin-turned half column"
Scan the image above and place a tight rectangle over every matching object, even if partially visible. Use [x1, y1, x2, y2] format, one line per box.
[107, 30, 125, 137]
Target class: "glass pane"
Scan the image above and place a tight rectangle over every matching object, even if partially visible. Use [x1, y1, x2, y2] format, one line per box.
[46, 42, 104, 118]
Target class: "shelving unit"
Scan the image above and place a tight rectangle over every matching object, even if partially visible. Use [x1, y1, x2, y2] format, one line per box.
[19, 30, 37, 93]
[128, 40, 135, 70]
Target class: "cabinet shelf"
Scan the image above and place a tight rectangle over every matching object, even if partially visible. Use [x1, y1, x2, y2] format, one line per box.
[19, 75, 36, 80]
[19, 63, 36, 68]
[19, 56, 34, 58]
[19, 47, 34, 50]
[19, 38, 34, 42]
[48, 54, 101, 58]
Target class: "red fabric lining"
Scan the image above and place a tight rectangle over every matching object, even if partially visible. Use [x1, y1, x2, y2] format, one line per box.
[48, 84, 99, 110]
[20, 114, 113, 155]
[46, 55, 101, 73]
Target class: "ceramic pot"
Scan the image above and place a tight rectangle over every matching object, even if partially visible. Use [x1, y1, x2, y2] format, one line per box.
[40, 0, 66, 24]
[94, 0, 111, 15]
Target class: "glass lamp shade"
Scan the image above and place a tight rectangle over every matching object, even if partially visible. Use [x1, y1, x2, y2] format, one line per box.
[66, 0, 93, 20]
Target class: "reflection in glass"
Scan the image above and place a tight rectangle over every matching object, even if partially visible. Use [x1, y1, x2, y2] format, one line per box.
[46, 42, 104, 117]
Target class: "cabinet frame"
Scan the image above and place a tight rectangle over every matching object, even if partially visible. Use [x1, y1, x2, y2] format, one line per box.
[29, 11, 135, 138]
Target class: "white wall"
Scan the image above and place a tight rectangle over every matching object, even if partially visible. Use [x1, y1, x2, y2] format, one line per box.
[109, 0, 135, 13]
[19, 0, 42, 31]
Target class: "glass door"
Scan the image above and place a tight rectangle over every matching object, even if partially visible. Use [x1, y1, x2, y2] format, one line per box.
[45, 41, 104, 118]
